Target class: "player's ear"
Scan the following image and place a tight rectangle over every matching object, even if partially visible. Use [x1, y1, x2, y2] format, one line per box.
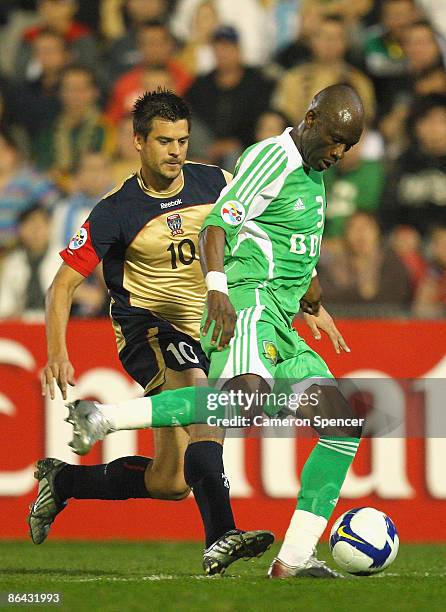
[134, 134, 143, 151]
[305, 110, 316, 128]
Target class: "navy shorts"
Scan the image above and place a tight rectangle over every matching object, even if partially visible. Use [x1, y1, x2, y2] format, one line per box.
[112, 311, 209, 395]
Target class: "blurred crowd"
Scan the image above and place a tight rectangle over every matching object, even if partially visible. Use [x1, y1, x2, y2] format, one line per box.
[0, 0, 445, 321]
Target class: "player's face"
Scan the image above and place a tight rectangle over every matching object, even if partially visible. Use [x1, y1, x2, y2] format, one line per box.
[302, 112, 363, 172]
[134, 118, 189, 184]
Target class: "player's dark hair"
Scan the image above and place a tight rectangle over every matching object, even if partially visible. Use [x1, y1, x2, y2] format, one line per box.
[132, 89, 191, 139]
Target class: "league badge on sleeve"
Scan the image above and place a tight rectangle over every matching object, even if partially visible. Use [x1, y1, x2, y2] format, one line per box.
[69, 228, 88, 250]
[221, 201, 245, 226]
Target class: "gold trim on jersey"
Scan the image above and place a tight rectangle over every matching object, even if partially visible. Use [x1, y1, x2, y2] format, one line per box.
[144, 327, 166, 394]
[136, 169, 185, 199]
[122, 203, 214, 340]
[135, 162, 231, 198]
[184, 161, 232, 184]
[222, 169, 233, 184]
[101, 175, 135, 201]
[111, 317, 126, 353]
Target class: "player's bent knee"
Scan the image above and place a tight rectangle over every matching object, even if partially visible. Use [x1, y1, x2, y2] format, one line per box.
[304, 384, 363, 438]
[148, 483, 191, 501]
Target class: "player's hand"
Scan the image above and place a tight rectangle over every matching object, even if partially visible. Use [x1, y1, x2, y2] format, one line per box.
[303, 305, 350, 354]
[202, 290, 237, 350]
[41, 357, 75, 400]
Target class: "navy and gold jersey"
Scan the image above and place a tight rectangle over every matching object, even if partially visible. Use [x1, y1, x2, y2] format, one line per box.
[60, 162, 230, 341]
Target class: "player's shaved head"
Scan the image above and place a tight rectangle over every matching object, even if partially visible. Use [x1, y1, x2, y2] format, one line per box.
[293, 84, 365, 171]
[310, 84, 364, 135]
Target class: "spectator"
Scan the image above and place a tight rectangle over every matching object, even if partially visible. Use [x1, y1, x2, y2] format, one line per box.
[273, 1, 324, 70]
[171, 0, 273, 67]
[50, 151, 112, 318]
[413, 225, 446, 318]
[273, 0, 373, 70]
[186, 25, 274, 166]
[0, 79, 28, 151]
[379, 20, 446, 156]
[112, 115, 140, 185]
[106, 20, 192, 125]
[324, 128, 386, 237]
[0, 205, 60, 320]
[176, 0, 220, 77]
[11, 28, 70, 140]
[390, 225, 427, 292]
[33, 64, 115, 192]
[141, 64, 175, 93]
[404, 21, 446, 99]
[14, 0, 98, 81]
[0, 129, 59, 251]
[380, 94, 446, 235]
[403, 20, 446, 77]
[50, 151, 114, 249]
[254, 109, 290, 142]
[106, 64, 175, 129]
[273, 15, 376, 124]
[319, 212, 412, 315]
[363, 0, 419, 114]
[266, 0, 302, 56]
[104, 0, 171, 81]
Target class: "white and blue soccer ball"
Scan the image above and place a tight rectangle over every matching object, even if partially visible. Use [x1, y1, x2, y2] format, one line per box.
[329, 507, 399, 575]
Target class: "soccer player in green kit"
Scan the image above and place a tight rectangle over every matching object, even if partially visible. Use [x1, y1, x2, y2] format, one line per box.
[64, 84, 365, 578]
[200, 84, 365, 578]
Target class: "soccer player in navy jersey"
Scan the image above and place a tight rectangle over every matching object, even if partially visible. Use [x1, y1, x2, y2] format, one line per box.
[29, 90, 273, 575]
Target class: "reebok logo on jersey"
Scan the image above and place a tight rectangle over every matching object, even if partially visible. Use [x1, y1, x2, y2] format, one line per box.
[221, 201, 245, 226]
[68, 228, 87, 250]
[294, 198, 305, 211]
[160, 198, 182, 209]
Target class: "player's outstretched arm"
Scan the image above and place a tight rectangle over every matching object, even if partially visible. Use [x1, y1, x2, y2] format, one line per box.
[199, 226, 237, 350]
[41, 263, 85, 400]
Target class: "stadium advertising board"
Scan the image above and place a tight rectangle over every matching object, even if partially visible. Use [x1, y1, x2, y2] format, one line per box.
[1, 320, 446, 542]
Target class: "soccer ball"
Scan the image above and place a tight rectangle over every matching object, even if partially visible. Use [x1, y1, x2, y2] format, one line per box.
[329, 507, 399, 575]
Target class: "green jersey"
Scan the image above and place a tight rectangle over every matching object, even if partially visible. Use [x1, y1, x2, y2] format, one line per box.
[201, 128, 326, 319]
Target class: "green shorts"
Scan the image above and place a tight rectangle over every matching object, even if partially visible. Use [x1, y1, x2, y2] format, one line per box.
[201, 285, 335, 392]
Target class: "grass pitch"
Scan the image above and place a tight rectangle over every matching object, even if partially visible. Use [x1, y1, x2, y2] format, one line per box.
[0, 541, 445, 612]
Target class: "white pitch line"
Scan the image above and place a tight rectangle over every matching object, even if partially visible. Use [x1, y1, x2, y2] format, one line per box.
[7, 571, 446, 583]
[31, 574, 226, 583]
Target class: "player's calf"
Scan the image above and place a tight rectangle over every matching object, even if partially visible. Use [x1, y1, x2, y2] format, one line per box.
[146, 479, 190, 501]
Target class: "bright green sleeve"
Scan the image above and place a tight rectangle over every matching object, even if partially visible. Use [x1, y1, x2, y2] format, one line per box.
[201, 140, 288, 240]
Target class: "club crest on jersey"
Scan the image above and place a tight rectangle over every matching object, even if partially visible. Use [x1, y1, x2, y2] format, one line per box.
[221, 201, 245, 226]
[68, 228, 87, 250]
[263, 341, 278, 365]
[166, 213, 184, 237]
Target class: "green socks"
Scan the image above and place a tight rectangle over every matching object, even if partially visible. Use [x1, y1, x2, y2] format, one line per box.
[297, 437, 360, 520]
